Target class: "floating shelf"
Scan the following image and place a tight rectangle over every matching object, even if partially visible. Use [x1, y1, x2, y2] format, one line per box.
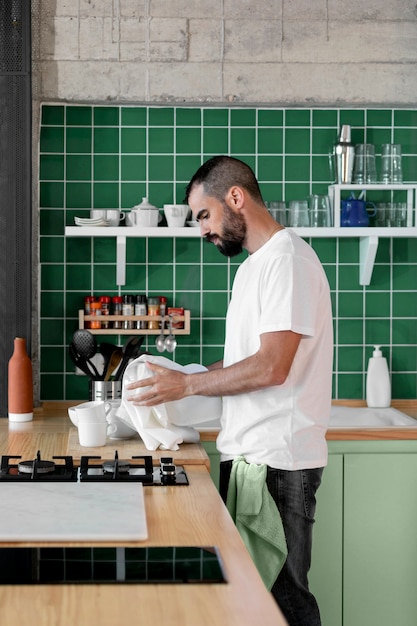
[78, 310, 191, 336]
[65, 185, 417, 287]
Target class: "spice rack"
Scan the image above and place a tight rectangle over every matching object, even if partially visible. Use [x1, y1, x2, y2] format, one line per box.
[78, 309, 191, 336]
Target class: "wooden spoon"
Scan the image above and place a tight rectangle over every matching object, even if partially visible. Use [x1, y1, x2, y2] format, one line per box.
[103, 348, 123, 381]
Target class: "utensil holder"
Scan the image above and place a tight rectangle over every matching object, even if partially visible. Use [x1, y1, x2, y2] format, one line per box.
[89, 380, 122, 401]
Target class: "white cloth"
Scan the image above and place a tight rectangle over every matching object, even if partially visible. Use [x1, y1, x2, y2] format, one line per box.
[118, 354, 222, 450]
[217, 228, 333, 470]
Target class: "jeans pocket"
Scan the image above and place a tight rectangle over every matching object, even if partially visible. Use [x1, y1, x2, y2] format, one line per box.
[301, 467, 323, 520]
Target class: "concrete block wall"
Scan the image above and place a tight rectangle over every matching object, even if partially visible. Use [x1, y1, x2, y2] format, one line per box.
[32, 0, 417, 105]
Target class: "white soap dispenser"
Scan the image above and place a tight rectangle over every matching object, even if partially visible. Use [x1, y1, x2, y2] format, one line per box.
[366, 345, 391, 408]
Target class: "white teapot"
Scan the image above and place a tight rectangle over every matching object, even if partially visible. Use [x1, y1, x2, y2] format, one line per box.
[127, 197, 161, 227]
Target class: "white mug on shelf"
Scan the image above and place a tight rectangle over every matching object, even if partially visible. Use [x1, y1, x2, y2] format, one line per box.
[90, 209, 125, 226]
[164, 204, 190, 228]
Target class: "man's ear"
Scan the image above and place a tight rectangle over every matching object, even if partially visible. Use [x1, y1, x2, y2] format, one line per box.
[225, 185, 245, 211]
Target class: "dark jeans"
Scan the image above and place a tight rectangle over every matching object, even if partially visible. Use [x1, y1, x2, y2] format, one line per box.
[220, 460, 323, 626]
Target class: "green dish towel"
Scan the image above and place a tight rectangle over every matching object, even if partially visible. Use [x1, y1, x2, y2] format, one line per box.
[226, 456, 287, 590]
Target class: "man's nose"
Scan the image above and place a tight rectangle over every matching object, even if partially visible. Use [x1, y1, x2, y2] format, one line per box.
[199, 221, 210, 236]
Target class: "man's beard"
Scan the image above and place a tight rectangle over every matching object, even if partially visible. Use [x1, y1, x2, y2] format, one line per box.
[206, 202, 246, 257]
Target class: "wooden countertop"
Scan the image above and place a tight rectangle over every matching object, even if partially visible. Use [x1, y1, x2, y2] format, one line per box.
[0, 414, 287, 626]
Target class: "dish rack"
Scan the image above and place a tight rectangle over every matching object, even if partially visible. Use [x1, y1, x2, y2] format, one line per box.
[78, 309, 191, 335]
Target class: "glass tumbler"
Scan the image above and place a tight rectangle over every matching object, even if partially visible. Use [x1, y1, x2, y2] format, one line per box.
[309, 195, 333, 227]
[268, 201, 287, 225]
[380, 144, 403, 184]
[288, 200, 309, 227]
[352, 144, 377, 184]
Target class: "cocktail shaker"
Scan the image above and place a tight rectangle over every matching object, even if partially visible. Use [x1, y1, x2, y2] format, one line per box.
[333, 125, 355, 184]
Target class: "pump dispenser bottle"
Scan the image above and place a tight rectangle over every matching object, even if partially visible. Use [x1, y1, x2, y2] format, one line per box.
[366, 345, 391, 408]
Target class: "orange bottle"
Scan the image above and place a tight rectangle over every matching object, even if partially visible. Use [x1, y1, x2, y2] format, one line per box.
[8, 337, 33, 422]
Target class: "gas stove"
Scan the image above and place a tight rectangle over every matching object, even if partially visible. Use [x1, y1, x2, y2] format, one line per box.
[0, 450, 189, 486]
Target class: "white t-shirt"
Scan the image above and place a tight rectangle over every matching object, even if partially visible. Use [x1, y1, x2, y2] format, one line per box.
[217, 228, 333, 470]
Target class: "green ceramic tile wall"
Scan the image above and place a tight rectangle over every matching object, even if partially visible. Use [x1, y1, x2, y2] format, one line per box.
[39, 105, 417, 401]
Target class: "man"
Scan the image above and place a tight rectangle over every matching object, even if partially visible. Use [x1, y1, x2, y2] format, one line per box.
[127, 155, 333, 625]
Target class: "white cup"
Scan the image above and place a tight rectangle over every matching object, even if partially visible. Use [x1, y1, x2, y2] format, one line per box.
[105, 209, 125, 226]
[105, 400, 137, 440]
[73, 400, 110, 425]
[90, 209, 125, 226]
[164, 204, 190, 228]
[78, 420, 117, 447]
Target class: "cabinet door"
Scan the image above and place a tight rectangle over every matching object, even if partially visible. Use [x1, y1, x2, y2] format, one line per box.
[344, 454, 417, 626]
[309, 454, 344, 626]
[201, 441, 220, 490]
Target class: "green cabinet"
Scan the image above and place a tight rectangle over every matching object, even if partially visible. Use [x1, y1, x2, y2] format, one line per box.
[201, 440, 220, 490]
[310, 454, 344, 626]
[310, 441, 417, 626]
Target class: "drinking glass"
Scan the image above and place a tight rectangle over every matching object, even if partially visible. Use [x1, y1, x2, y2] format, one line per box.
[380, 144, 403, 184]
[288, 200, 309, 227]
[268, 201, 287, 225]
[309, 195, 333, 227]
[394, 202, 407, 227]
[375, 203, 387, 227]
[352, 144, 377, 184]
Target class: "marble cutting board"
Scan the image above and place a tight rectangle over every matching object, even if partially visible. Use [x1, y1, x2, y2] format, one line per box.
[0, 482, 148, 541]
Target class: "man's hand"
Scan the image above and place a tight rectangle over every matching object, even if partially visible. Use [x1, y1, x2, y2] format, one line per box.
[126, 361, 189, 406]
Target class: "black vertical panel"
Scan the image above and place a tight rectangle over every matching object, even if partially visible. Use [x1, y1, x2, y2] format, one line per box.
[0, 0, 32, 416]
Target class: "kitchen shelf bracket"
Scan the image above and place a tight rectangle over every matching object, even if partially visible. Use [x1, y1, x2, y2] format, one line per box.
[359, 236, 379, 286]
[116, 235, 126, 285]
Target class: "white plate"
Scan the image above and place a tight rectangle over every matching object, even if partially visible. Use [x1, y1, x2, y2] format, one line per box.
[74, 217, 111, 227]
[186, 221, 199, 227]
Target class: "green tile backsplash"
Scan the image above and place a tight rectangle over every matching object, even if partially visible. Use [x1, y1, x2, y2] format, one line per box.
[39, 104, 417, 401]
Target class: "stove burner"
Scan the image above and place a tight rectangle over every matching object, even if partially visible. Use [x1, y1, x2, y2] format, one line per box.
[102, 459, 130, 474]
[0, 451, 78, 482]
[79, 452, 189, 485]
[18, 459, 55, 475]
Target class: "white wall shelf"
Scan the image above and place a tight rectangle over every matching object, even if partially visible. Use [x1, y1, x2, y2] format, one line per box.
[328, 183, 417, 284]
[65, 186, 417, 287]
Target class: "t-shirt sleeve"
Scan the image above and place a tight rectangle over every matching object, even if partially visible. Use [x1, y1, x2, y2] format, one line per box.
[259, 253, 321, 337]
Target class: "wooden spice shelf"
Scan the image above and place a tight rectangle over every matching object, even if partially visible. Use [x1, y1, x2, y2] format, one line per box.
[78, 309, 190, 335]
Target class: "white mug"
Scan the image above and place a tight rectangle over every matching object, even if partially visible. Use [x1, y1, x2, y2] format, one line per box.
[105, 209, 125, 226]
[164, 204, 190, 228]
[90, 209, 125, 226]
[78, 420, 117, 447]
[104, 400, 137, 440]
[73, 400, 110, 425]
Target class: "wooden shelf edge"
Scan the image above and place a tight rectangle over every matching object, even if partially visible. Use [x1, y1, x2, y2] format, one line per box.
[78, 309, 191, 335]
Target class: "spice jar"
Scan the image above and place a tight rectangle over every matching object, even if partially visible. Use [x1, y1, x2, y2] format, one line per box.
[99, 296, 111, 329]
[135, 294, 148, 329]
[159, 296, 167, 329]
[84, 296, 96, 329]
[112, 296, 123, 329]
[168, 307, 185, 329]
[122, 294, 134, 329]
[90, 301, 102, 329]
[147, 297, 160, 330]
